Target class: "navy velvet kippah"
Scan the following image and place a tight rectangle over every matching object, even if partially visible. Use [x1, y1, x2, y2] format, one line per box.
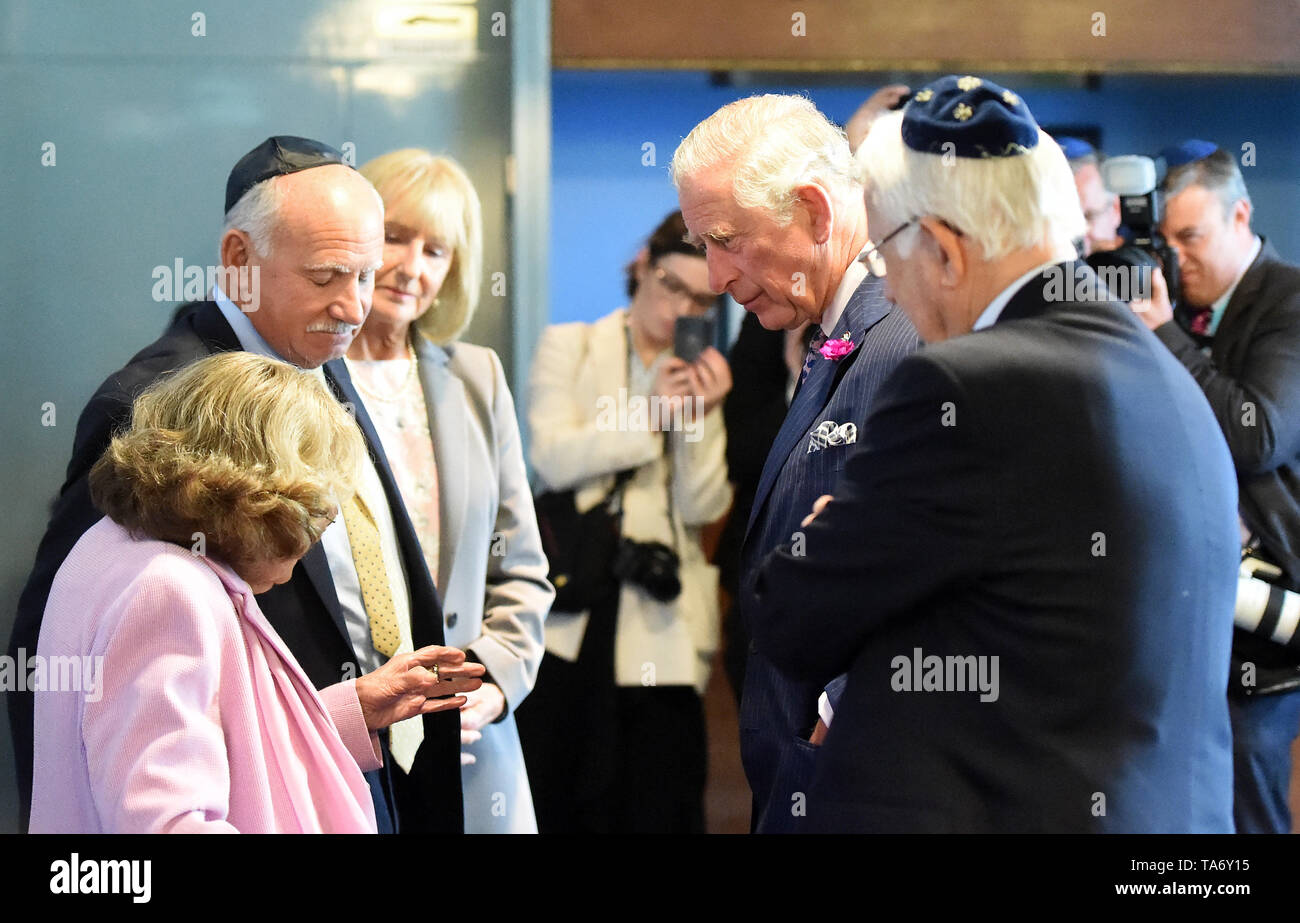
[225, 136, 349, 214]
[1157, 139, 1219, 170]
[901, 76, 1040, 159]
[1054, 135, 1096, 161]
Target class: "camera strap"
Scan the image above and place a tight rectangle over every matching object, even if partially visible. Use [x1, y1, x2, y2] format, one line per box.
[620, 318, 683, 554]
[663, 431, 680, 555]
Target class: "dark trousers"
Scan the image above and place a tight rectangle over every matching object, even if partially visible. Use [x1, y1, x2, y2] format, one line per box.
[516, 599, 707, 833]
[1229, 688, 1300, 833]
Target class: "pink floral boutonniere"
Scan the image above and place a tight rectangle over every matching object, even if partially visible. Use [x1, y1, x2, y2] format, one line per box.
[819, 332, 855, 360]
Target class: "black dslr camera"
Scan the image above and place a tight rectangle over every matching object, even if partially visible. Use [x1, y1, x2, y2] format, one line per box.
[1089, 155, 1181, 308]
[612, 538, 681, 602]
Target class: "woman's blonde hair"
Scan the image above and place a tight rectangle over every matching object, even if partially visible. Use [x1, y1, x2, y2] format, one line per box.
[360, 149, 483, 345]
[90, 352, 365, 572]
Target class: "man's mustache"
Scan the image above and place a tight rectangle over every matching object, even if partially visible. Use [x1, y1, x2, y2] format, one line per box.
[307, 321, 359, 335]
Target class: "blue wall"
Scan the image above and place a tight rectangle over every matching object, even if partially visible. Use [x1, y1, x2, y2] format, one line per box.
[551, 70, 1300, 326]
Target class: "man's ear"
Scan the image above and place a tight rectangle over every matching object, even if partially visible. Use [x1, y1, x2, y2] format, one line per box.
[221, 229, 252, 272]
[1230, 197, 1252, 238]
[920, 216, 966, 287]
[795, 182, 835, 245]
[220, 229, 256, 306]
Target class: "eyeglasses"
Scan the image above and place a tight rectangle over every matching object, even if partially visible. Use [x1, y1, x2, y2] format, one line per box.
[858, 218, 917, 272]
[653, 265, 718, 313]
[858, 217, 966, 273]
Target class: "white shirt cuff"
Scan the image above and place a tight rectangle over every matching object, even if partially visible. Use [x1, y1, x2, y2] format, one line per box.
[817, 690, 835, 728]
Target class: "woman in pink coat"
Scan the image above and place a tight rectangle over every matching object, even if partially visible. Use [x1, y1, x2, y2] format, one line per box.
[30, 352, 482, 833]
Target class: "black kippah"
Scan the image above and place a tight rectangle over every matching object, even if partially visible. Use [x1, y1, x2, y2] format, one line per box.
[224, 136, 349, 214]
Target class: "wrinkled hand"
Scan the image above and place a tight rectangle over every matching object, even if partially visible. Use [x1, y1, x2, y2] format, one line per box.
[685, 346, 733, 415]
[1130, 265, 1174, 330]
[809, 719, 829, 746]
[801, 494, 834, 528]
[355, 646, 485, 731]
[846, 84, 911, 152]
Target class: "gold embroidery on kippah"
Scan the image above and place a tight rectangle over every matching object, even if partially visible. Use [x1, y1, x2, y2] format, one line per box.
[914, 89, 934, 102]
[957, 76, 982, 91]
[954, 103, 974, 121]
[1001, 90, 1020, 106]
[976, 142, 1034, 158]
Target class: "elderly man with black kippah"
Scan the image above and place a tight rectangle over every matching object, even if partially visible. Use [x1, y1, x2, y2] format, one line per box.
[8, 136, 479, 834]
[750, 76, 1239, 833]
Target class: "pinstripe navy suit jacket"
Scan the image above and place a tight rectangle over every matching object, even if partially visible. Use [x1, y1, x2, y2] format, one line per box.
[738, 272, 919, 833]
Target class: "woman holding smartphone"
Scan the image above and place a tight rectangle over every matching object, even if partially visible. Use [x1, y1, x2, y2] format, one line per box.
[519, 210, 732, 833]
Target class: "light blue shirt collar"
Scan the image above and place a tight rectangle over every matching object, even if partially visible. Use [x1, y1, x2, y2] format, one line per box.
[212, 285, 287, 362]
[1206, 236, 1261, 336]
[972, 260, 1062, 332]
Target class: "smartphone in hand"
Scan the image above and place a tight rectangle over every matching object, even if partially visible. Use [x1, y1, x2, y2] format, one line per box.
[674, 316, 714, 363]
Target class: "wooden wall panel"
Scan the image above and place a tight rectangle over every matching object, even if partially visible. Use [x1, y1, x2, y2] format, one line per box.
[553, 0, 1300, 74]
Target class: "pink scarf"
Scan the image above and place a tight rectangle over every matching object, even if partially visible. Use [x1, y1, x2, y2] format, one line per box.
[202, 557, 378, 833]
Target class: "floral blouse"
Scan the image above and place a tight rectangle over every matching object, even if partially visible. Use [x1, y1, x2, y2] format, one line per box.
[344, 355, 440, 587]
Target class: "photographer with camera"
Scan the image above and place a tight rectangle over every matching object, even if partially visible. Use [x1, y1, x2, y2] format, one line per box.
[518, 210, 732, 833]
[1056, 136, 1125, 257]
[1133, 141, 1300, 834]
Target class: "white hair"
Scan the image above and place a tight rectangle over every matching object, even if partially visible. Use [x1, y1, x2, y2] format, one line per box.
[855, 110, 1085, 262]
[671, 94, 857, 224]
[222, 175, 287, 256]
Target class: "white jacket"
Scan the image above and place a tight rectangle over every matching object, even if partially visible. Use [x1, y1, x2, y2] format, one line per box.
[528, 307, 731, 693]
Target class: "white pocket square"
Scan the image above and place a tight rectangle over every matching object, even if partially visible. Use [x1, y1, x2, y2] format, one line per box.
[807, 420, 857, 453]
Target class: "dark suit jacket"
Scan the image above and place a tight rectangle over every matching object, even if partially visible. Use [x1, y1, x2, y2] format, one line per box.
[736, 272, 919, 832]
[751, 263, 1239, 832]
[8, 301, 463, 833]
[1155, 239, 1300, 690]
[717, 311, 796, 597]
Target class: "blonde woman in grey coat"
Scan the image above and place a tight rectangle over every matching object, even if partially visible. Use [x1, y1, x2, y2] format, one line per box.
[346, 149, 552, 833]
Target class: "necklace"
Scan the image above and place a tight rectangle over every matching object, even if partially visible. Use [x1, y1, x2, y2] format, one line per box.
[349, 341, 418, 403]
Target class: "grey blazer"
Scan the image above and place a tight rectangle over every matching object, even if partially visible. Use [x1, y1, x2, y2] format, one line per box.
[410, 335, 554, 833]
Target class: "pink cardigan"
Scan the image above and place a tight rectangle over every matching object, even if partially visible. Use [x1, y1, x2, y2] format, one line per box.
[30, 517, 380, 833]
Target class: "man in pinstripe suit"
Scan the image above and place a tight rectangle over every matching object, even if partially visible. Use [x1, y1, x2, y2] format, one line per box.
[673, 94, 920, 833]
[751, 77, 1237, 832]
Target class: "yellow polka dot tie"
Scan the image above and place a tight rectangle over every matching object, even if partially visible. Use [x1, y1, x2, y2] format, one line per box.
[341, 492, 401, 657]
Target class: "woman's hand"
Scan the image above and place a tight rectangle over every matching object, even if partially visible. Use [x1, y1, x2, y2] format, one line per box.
[458, 683, 507, 765]
[355, 646, 485, 731]
[686, 347, 733, 415]
[649, 358, 691, 431]
[652, 358, 693, 400]
[461, 682, 506, 730]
